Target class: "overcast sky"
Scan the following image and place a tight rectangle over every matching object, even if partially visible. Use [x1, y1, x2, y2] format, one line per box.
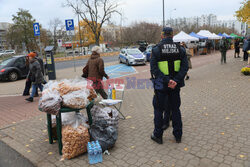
[0, 0, 243, 29]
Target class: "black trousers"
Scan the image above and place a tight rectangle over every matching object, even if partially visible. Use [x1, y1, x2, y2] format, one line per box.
[92, 81, 108, 99]
[153, 88, 182, 139]
[243, 51, 248, 61]
[23, 80, 38, 96]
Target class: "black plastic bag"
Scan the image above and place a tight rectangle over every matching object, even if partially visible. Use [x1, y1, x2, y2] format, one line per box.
[89, 120, 118, 151]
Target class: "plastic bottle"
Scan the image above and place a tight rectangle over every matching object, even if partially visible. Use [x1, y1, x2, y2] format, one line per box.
[112, 87, 116, 100]
[108, 84, 112, 99]
[96, 141, 103, 163]
[88, 144, 94, 164]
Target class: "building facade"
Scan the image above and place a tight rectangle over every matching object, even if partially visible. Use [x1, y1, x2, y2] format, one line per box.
[0, 22, 11, 50]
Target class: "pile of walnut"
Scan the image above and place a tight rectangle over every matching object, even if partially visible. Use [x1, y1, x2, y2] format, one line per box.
[62, 125, 90, 159]
[55, 81, 97, 109]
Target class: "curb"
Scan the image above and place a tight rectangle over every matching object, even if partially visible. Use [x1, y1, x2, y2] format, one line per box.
[53, 52, 119, 62]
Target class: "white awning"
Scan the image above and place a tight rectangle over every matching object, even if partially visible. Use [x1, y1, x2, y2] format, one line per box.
[173, 31, 199, 43]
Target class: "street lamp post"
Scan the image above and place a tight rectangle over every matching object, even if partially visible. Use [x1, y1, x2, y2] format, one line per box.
[170, 8, 176, 27]
[163, 0, 165, 28]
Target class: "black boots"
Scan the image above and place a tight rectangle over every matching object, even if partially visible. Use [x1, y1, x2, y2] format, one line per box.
[25, 97, 33, 102]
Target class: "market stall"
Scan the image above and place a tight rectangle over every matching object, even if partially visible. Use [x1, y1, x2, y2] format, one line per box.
[38, 78, 120, 164]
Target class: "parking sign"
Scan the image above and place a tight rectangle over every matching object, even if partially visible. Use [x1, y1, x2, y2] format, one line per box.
[65, 19, 74, 31]
[33, 23, 40, 36]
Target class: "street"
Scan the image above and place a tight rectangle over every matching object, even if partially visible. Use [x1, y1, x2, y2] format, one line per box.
[55, 55, 119, 70]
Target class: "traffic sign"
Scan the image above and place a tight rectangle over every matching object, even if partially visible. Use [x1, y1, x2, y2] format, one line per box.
[33, 23, 40, 36]
[65, 19, 74, 31]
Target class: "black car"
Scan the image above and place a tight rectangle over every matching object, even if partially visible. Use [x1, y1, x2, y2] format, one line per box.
[0, 55, 29, 81]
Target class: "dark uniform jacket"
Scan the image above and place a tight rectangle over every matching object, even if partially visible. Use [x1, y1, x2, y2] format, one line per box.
[150, 38, 188, 89]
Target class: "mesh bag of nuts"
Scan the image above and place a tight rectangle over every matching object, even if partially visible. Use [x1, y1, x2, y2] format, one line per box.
[62, 113, 90, 159]
[39, 90, 62, 115]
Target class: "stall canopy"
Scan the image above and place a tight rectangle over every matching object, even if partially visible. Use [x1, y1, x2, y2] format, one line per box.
[173, 31, 199, 42]
[230, 33, 244, 39]
[212, 33, 222, 39]
[223, 33, 232, 39]
[189, 32, 208, 40]
[197, 30, 216, 39]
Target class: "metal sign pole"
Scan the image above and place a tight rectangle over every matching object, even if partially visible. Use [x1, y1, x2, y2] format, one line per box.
[71, 31, 76, 72]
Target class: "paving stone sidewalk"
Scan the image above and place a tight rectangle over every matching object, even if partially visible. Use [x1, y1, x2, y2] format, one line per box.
[0, 51, 250, 167]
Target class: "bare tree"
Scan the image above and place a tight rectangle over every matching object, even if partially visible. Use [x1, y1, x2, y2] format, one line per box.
[65, 0, 120, 45]
[49, 18, 63, 50]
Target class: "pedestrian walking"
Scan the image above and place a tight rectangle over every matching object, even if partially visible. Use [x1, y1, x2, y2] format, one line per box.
[83, 46, 109, 99]
[180, 42, 192, 80]
[234, 39, 240, 58]
[150, 27, 188, 144]
[243, 36, 250, 61]
[25, 52, 44, 102]
[219, 37, 228, 64]
[23, 52, 45, 96]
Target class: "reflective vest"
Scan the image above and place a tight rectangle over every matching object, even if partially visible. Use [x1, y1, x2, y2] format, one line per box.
[158, 42, 181, 77]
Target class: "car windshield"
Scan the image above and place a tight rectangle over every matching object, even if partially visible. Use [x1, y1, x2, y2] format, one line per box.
[127, 49, 141, 55]
[0, 58, 14, 66]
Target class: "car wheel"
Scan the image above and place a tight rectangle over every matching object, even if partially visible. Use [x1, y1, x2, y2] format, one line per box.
[8, 71, 18, 81]
[126, 60, 130, 66]
[119, 58, 122, 63]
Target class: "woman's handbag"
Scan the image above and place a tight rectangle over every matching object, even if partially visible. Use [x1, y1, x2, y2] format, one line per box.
[81, 65, 89, 78]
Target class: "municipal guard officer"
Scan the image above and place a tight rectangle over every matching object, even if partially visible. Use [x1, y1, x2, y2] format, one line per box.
[150, 27, 188, 144]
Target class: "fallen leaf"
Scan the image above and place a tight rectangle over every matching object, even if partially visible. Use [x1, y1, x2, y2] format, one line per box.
[45, 139, 49, 142]
[150, 114, 154, 117]
[25, 144, 29, 147]
[236, 125, 241, 127]
[184, 148, 188, 151]
[126, 116, 132, 119]
[172, 164, 175, 167]
[39, 118, 43, 121]
[230, 113, 234, 116]
[43, 130, 47, 133]
[53, 140, 56, 143]
[130, 127, 135, 129]
[27, 150, 31, 153]
[225, 117, 230, 120]
[12, 127, 15, 130]
[131, 146, 135, 149]
[203, 107, 206, 110]
[239, 155, 245, 158]
[30, 139, 34, 142]
[194, 101, 197, 104]
[48, 152, 53, 155]
[221, 132, 225, 135]
[12, 122, 16, 124]
[156, 160, 162, 163]
[205, 113, 208, 116]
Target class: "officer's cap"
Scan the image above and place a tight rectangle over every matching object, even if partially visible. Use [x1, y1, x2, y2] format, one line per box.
[162, 27, 173, 36]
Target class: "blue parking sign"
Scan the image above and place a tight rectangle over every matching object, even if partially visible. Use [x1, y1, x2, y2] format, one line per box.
[33, 23, 40, 36]
[65, 19, 74, 31]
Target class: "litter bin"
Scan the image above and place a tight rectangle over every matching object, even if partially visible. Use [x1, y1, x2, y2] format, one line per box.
[44, 46, 56, 80]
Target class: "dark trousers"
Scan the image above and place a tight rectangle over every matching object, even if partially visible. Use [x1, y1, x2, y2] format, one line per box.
[92, 81, 108, 99]
[221, 52, 226, 64]
[153, 88, 182, 139]
[23, 80, 38, 96]
[243, 51, 248, 61]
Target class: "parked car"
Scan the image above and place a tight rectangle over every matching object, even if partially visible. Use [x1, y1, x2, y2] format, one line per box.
[144, 45, 154, 62]
[0, 55, 28, 81]
[118, 48, 146, 66]
[5, 50, 15, 55]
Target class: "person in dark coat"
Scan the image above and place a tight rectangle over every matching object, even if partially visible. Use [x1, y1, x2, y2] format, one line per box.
[25, 52, 44, 102]
[234, 39, 240, 58]
[243, 36, 250, 61]
[83, 46, 109, 99]
[219, 37, 228, 64]
[150, 27, 188, 144]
